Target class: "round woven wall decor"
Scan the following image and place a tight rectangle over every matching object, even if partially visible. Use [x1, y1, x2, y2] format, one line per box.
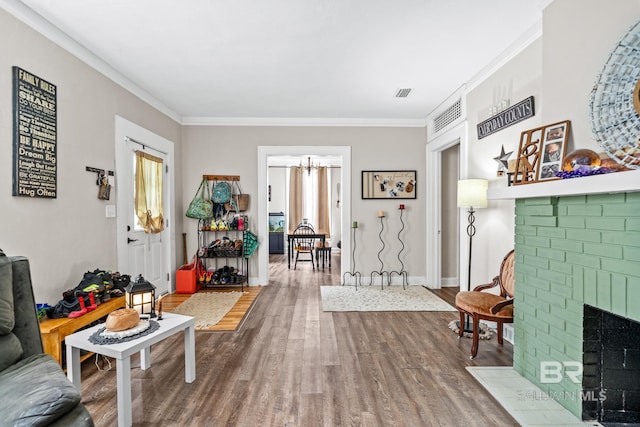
[589, 20, 640, 170]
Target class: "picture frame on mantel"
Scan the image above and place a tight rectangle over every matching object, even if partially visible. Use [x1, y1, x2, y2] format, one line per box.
[513, 120, 571, 185]
[362, 170, 416, 199]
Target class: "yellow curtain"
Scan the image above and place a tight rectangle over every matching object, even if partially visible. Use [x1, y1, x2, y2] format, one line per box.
[288, 166, 303, 233]
[135, 151, 164, 234]
[316, 166, 330, 239]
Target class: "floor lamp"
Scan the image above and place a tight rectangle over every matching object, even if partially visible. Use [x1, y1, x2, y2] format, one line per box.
[457, 179, 488, 331]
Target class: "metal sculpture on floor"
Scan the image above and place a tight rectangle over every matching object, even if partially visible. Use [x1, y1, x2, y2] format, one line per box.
[370, 212, 390, 289]
[342, 221, 362, 288]
[389, 204, 408, 289]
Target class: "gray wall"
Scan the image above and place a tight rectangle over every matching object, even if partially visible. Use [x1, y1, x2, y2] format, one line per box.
[181, 125, 426, 282]
[0, 8, 182, 304]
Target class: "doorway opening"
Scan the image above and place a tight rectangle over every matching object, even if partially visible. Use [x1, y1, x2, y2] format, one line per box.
[440, 144, 460, 287]
[115, 116, 176, 295]
[257, 146, 351, 285]
[425, 122, 468, 289]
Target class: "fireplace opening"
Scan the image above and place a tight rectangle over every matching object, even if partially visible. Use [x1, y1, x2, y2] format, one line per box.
[583, 305, 640, 425]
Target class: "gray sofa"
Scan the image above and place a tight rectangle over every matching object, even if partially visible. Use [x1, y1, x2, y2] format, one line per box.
[0, 249, 94, 426]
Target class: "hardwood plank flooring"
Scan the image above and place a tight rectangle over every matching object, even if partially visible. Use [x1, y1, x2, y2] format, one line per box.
[159, 286, 262, 331]
[79, 253, 516, 426]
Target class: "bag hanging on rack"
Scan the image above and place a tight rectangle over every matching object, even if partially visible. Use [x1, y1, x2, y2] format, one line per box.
[224, 180, 250, 212]
[212, 181, 232, 204]
[185, 178, 214, 219]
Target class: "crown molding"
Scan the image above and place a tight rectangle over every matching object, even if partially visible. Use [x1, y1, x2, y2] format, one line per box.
[1, 0, 182, 124]
[465, 19, 542, 94]
[180, 116, 428, 127]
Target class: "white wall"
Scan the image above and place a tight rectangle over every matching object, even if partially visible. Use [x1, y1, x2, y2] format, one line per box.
[542, 0, 640, 139]
[464, 38, 543, 285]
[0, 9, 182, 304]
[330, 166, 342, 247]
[268, 167, 287, 215]
[458, 0, 640, 288]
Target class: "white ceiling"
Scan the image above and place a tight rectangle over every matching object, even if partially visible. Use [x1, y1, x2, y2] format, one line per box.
[10, 0, 549, 126]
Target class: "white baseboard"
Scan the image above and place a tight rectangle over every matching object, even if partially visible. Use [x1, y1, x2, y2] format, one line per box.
[441, 277, 458, 287]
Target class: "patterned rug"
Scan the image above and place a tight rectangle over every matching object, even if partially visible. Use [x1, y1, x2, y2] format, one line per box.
[447, 320, 493, 340]
[320, 285, 456, 312]
[170, 291, 243, 328]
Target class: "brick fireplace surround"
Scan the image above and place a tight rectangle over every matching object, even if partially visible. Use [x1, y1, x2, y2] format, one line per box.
[489, 170, 640, 424]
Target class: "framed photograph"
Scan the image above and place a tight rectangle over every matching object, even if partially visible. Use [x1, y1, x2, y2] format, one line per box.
[513, 120, 570, 185]
[362, 170, 416, 199]
[539, 121, 570, 181]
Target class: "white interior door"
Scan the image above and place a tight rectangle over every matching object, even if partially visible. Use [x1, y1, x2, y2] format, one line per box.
[115, 117, 174, 296]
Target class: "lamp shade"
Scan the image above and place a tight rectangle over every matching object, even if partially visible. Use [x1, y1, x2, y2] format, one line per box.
[457, 179, 488, 209]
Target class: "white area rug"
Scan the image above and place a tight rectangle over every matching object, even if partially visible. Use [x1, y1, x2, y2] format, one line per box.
[320, 285, 456, 312]
[171, 291, 243, 327]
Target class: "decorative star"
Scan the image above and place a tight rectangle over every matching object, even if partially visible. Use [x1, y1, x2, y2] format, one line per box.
[493, 145, 514, 171]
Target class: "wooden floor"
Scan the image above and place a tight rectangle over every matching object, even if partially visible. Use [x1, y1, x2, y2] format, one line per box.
[79, 254, 516, 426]
[160, 286, 262, 331]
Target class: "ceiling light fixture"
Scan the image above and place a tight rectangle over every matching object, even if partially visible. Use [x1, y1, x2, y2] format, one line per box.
[301, 156, 319, 176]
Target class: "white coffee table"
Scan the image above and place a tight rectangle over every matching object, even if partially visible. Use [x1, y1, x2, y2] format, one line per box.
[65, 312, 196, 427]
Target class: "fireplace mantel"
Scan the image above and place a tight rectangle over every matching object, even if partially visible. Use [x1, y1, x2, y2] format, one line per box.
[487, 169, 640, 200]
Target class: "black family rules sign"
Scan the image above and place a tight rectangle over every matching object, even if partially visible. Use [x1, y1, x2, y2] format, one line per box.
[12, 66, 57, 198]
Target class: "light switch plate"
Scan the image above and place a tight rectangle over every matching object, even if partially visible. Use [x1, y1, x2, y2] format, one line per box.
[105, 205, 116, 218]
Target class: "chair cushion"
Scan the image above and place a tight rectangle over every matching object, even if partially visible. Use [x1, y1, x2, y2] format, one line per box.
[0, 353, 81, 426]
[455, 291, 513, 318]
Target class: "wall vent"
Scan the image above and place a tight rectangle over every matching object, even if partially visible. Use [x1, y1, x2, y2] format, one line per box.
[395, 88, 412, 98]
[433, 98, 461, 134]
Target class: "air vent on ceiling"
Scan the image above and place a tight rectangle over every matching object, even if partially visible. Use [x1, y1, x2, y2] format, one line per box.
[433, 98, 461, 134]
[395, 88, 412, 98]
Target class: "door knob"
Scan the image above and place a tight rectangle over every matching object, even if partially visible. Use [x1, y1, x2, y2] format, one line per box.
[127, 238, 139, 244]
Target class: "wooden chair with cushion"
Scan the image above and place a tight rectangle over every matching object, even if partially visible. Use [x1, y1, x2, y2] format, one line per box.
[454, 249, 515, 359]
[292, 224, 316, 270]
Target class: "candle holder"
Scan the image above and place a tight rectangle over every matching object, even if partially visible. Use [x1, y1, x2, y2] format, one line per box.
[370, 214, 390, 289]
[342, 222, 362, 289]
[390, 206, 408, 289]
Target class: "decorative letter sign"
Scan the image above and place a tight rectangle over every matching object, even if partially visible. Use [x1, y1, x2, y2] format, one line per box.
[12, 66, 57, 198]
[476, 96, 535, 139]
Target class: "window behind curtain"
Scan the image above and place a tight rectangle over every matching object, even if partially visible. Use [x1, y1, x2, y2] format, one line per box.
[134, 150, 164, 233]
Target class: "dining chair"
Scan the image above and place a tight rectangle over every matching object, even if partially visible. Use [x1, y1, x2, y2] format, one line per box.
[293, 224, 316, 270]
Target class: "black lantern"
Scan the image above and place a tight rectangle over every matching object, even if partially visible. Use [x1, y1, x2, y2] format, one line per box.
[125, 274, 156, 317]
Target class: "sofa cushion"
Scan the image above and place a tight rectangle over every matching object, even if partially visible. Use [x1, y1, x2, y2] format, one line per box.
[0, 353, 81, 427]
[0, 255, 15, 335]
[0, 332, 23, 371]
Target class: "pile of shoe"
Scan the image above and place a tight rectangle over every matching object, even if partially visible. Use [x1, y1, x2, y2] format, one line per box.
[207, 237, 243, 257]
[199, 265, 245, 285]
[45, 269, 130, 319]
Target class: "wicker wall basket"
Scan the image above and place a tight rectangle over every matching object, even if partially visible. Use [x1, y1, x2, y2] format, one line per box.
[589, 20, 640, 170]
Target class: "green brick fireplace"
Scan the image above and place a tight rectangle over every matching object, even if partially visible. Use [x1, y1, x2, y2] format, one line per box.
[513, 192, 640, 418]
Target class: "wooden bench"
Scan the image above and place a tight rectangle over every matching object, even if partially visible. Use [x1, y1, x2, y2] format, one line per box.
[39, 296, 125, 367]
